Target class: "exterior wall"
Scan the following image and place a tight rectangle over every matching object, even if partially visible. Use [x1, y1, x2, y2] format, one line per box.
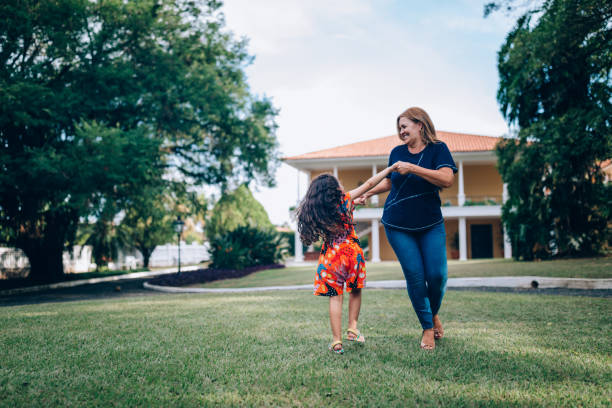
[337, 168, 372, 190]
[432, 164, 502, 206]
[463, 164, 503, 204]
[445, 219, 460, 259]
[439, 181, 458, 206]
[310, 169, 329, 181]
[379, 225, 396, 261]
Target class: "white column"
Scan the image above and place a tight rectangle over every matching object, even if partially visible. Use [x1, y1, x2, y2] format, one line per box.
[502, 183, 512, 259]
[294, 170, 304, 262]
[371, 219, 381, 262]
[503, 226, 512, 259]
[304, 171, 313, 253]
[371, 164, 379, 206]
[458, 160, 465, 206]
[294, 231, 304, 262]
[333, 166, 338, 178]
[305, 171, 311, 187]
[459, 216, 467, 261]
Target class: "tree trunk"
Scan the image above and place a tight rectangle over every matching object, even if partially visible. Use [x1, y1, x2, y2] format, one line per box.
[16, 209, 78, 284]
[25, 244, 65, 283]
[142, 250, 152, 269]
[138, 246, 154, 269]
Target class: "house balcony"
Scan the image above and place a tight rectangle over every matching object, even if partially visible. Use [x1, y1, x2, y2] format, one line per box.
[353, 195, 503, 221]
[352, 194, 509, 262]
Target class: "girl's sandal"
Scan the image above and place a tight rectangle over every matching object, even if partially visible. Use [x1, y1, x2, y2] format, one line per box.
[346, 328, 365, 344]
[329, 340, 344, 354]
[420, 330, 435, 350]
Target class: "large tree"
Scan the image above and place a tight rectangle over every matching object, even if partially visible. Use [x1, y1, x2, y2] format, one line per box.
[0, 0, 279, 282]
[489, 0, 612, 260]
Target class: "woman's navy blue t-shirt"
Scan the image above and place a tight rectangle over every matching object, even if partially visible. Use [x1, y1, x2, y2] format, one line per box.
[381, 142, 457, 231]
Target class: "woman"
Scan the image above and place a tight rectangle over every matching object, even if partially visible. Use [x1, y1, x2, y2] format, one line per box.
[355, 107, 456, 350]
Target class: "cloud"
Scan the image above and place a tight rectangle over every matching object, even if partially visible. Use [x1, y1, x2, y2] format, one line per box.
[221, 0, 514, 224]
[222, 0, 375, 55]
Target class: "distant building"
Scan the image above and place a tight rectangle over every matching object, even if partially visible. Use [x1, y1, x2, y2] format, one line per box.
[284, 131, 512, 262]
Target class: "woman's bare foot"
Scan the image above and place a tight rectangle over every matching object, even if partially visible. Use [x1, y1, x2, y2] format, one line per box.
[433, 315, 444, 340]
[420, 329, 435, 350]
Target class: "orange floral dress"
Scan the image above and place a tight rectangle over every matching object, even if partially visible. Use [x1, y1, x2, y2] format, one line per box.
[314, 192, 366, 297]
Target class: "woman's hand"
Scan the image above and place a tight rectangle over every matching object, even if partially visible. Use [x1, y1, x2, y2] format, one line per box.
[353, 192, 371, 205]
[394, 161, 454, 188]
[395, 160, 415, 175]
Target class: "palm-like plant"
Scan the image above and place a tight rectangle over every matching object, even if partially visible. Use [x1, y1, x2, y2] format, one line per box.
[76, 202, 131, 271]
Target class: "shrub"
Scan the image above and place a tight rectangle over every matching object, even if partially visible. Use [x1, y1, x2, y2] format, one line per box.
[206, 185, 274, 239]
[209, 226, 288, 270]
[279, 230, 306, 257]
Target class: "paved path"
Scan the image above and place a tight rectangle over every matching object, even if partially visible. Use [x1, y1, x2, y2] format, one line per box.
[144, 276, 612, 293]
[2, 274, 610, 307]
[0, 277, 167, 307]
[0, 266, 201, 296]
[0, 267, 197, 307]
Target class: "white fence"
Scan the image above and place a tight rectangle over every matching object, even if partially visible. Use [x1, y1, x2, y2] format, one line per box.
[0, 248, 30, 279]
[0, 246, 94, 278]
[116, 242, 210, 269]
[0, 242, 210, 278]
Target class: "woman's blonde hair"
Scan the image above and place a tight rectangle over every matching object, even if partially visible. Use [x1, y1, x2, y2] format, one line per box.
[396, 107, 439, 145]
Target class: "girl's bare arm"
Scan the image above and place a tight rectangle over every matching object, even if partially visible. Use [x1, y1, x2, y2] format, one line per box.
[352, 178, 391, 205]
[348, 163, 397, 200]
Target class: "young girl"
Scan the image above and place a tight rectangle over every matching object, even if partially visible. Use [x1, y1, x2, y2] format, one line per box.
[296, 164, 398, 354]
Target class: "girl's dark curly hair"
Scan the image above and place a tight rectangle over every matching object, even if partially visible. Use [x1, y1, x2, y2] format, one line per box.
[296, 173, 346, 246]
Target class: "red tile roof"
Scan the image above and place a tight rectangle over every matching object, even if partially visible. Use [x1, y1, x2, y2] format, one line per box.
[284, 131, 501, 160]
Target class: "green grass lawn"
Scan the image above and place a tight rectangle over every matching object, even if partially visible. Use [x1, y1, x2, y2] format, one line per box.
[198, 256, 612, 289]
[0, 290, 609, 406]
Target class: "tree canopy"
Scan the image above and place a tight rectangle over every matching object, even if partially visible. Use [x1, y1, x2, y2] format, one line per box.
[490, 0, 612, 259]
[0, 0, 279, 282]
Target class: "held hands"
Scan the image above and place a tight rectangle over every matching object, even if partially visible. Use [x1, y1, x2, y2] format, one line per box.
[395, 160, 414, 175]
[353, 192, 371, 206]
[353, 163, 399, 206]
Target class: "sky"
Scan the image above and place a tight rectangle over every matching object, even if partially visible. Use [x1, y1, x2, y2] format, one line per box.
[220, 0, 518, 226]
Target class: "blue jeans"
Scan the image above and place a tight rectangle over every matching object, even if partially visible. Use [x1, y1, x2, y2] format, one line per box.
[384, 222, 448, 330]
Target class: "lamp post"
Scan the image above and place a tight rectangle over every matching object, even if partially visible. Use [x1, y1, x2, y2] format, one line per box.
[173, 216, 185, 275]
